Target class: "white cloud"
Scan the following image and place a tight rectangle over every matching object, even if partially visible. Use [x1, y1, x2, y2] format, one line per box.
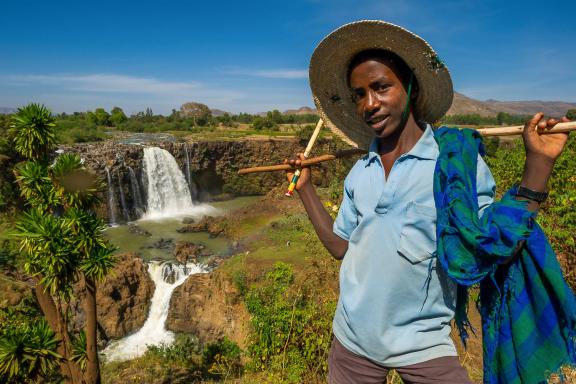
[223, 68, 308, 79]
[4, 74, 202, 95]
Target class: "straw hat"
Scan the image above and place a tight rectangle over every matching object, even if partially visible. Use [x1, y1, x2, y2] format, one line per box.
[309, 20, 453, 149]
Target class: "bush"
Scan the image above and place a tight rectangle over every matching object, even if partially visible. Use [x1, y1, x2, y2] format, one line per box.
[245, 262, 335, 382]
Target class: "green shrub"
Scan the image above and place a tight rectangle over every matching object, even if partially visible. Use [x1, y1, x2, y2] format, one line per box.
[245, 262, 335, 383]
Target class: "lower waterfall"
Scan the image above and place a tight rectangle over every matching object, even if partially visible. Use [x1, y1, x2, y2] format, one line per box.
[102, 261, 206, 362]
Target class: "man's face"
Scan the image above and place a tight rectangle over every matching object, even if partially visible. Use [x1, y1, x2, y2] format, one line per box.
[349, 59, 410, 140]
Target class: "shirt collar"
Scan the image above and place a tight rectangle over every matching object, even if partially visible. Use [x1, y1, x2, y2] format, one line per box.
[366, 124, 439, 162]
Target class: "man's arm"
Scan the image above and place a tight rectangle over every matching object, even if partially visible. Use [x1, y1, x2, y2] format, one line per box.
[285, 154, 348, 260]
[516, 113, 571, 211]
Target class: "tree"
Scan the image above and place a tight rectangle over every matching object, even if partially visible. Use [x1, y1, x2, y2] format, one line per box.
[109, 107, 127, 126]
[266, 110, 283, 124]
[180, 102, 212, 126]
[9, 103, 115, 384]
[251, 116, 276, 130]
[566, 109, 576, 120]
[10, 103, 56, 163]
[87, 108, 110, 126]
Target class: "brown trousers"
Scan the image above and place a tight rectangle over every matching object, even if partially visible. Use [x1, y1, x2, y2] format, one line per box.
[328, 337, 473, 384]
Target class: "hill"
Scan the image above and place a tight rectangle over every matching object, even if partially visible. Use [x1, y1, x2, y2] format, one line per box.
[447, 92, 576, 118]
[280, 94, 576, 119]
[0, 107, 16, 115]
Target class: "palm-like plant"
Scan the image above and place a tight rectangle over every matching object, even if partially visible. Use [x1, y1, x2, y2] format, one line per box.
[8, 103, 115, 384]
[10, 103, 56, 163]
[0, 319, 61, 384]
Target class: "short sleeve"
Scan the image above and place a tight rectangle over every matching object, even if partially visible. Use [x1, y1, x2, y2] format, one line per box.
[333, 175, 358, 241]
[477, 155, 496, 217]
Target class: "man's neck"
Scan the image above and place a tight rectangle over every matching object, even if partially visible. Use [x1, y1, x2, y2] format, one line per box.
[378, 116, 425, 161]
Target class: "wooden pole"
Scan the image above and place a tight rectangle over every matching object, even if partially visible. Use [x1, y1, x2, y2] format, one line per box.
[476, 121, 576, 136]
[239, 149, 366, 175]
[284, 119, 323, 196]
[239, 121, 576, 175]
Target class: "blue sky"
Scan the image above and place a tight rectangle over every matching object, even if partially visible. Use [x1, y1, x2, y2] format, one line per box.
[1, 0, 574, 115]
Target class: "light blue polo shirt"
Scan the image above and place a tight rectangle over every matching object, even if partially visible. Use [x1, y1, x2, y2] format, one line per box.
[332, 125, 495, 367]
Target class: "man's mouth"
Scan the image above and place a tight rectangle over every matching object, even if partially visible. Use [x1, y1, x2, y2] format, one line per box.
[367, 115, 389, 130]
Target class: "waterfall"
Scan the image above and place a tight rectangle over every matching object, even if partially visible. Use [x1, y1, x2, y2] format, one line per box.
[183, 143, 199, 202]
[116, 170, 130, 222]
[102, 261, 206, 362]
[105, 168, 117, 226]
[128, 167, 145, 217]
[142, 147, 195, 219]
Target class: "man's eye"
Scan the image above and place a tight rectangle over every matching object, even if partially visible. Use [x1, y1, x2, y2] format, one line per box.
[351, 90, 364, 102]
[376, 84, 390, 92]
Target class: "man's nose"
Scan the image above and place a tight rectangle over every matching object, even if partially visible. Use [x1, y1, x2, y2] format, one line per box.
[365, 90, 381, 113]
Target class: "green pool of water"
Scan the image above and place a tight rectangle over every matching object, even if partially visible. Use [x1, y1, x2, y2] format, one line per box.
[104, 196, 261, 261]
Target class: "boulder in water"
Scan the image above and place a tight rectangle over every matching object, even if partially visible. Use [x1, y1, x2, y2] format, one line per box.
[127, 223, 152, 237]
[145, 238, 175, 250]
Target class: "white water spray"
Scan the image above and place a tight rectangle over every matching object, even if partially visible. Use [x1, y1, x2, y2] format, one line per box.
[142, 147, 195, 219]
[102, 261, 206, 362]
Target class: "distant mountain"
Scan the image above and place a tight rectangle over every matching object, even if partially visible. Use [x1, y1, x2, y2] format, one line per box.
[210, 108, 229, 117]
[447, 92, 576, 118]
[0, 107, 16, 115]
[283, 106, 317, 115]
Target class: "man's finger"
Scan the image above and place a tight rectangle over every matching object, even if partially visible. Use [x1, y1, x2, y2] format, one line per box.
[526, 112, 544, 132]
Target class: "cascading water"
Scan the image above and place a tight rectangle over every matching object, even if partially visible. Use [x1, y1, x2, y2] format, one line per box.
[128, 166, 145, 217]
[183, 143, 192, 197]
[105, 168, 117, 225]
[102, 261, 206, 362]
[116, 170, 130, 222]
[142, 147, 196, 219]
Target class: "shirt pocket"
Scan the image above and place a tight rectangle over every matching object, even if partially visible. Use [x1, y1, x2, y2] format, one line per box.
[397, 201, 437, 264]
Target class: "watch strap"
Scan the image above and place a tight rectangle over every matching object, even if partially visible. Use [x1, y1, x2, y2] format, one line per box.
[516, 185, 548, 203]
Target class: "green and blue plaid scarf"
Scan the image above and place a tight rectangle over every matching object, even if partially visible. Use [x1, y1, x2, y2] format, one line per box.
[433, 127, 576, 384]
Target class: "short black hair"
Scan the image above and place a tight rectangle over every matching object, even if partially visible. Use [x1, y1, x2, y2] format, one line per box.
[347, 49, 417, 92]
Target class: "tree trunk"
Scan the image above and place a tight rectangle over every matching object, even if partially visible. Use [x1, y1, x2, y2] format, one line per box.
[82, 276, 100, 384]
[35, 283, 84, 383]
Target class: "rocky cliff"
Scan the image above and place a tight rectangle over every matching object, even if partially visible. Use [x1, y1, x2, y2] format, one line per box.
[62, 137, 344, 224]
[166, 269, 249, 348]
[96, 253, 155, 341]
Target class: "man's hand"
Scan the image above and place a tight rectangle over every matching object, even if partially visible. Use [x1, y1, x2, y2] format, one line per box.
[283, 153, 312, 191]
[523, 112, 570, 165]
[520, 113, 571, 194]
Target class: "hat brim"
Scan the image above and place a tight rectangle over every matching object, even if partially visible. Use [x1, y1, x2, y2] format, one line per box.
[309, 20, 453, 150]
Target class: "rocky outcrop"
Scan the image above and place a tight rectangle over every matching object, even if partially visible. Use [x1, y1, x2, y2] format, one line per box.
[96, 253, 154, 340]
[166, 270, 249, 348]
[173, 241, 212, 264]
[61, 137, 350, 223]
[176, 216, 225, 237]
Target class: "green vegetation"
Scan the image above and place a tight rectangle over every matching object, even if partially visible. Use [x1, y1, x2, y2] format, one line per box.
[244, 262, 335, 383]
[1, 103, 116, 384]
[102, 335, 243, 383]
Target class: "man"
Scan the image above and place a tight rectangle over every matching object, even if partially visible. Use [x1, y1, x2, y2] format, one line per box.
[285, 20, 572, 383]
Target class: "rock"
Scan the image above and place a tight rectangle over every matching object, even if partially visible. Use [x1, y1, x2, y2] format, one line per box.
[167, 270, 249, 348]
[174, 241, 203, 264]
[181, 217, 196, 224]
[128, 223, 152, 237]
[176, 216, 224, 238]
[145, 238, 175, 250]
[96, 253, 154, 340]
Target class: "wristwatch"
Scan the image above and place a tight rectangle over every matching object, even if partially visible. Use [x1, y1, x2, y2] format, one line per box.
[516, 185, 548, 203]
